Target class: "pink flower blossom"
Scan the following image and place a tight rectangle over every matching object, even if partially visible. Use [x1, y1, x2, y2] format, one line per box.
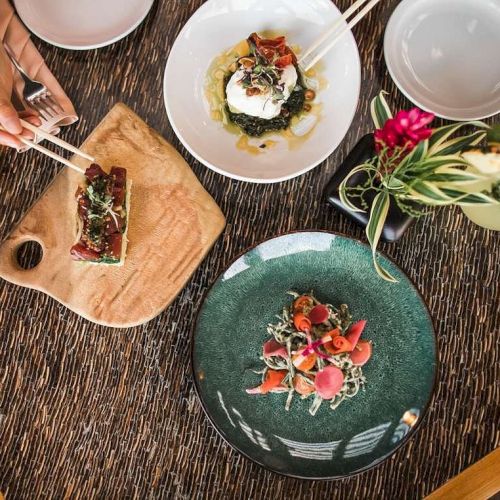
[374, 108, 435, 155]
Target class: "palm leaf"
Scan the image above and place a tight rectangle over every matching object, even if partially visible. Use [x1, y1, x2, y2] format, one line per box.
[366, 192, 398, 282]
[370, 91, 393, 129]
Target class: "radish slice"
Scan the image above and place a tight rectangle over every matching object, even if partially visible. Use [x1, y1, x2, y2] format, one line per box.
[246, 387, 263, 394]
[315, 366, 344, 399]
[246, 369, 287, 395]
[263, 339, 287, 358]
[350, 340, 372, 366]
[309, 305, 329, 324]
[345, 320, 367, 349]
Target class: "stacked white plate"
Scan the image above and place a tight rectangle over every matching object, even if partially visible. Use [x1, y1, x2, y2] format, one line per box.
[14, 0, 154, 50]
[384, 0, 500, 121]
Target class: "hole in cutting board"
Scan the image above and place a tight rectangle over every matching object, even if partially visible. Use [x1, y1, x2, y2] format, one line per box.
[16, 241, 43, 270]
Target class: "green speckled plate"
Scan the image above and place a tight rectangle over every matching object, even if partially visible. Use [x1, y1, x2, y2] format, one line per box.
[192, 231, 437, 479]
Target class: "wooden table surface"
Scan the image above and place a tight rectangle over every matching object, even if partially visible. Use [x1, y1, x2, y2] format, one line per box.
[0, 0, 498, 498]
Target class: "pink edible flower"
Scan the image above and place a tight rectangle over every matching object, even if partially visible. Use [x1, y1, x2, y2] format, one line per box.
[374, 108, 434, 155]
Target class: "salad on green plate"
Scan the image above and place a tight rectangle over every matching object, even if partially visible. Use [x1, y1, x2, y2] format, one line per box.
[247, 292, 372, 415]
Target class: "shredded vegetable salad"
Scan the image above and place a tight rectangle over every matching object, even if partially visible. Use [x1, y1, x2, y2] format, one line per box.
[246, 292, 373, 415]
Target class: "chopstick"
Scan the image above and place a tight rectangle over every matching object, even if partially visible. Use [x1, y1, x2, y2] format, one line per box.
[20, 119, 95, 162]
[14, 135, 86, 174]
[299, 0, 369, 63]
[0, 120, 94, 174]
[299, 0, 382, 71]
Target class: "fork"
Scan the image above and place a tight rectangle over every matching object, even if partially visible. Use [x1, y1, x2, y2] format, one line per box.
[3, 44, 65, 120]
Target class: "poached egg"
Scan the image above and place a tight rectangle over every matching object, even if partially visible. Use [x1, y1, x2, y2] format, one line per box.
[226, 65, 298, 120]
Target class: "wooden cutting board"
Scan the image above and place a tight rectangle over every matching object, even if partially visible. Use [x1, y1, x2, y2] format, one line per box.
[0, 104, 225, 328]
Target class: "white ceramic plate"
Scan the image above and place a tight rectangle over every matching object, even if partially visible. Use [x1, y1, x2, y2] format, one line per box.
[13, 0, 154, 50]
[384, 0, 500, 121]
[164, 0, 361, 183]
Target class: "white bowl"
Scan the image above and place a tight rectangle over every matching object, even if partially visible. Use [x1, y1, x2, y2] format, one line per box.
[384, 0, 500, 121]
[164, 0, 361, 183]
[13, 0, 154, 50]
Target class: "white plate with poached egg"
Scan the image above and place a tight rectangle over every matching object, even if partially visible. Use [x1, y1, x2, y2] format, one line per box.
[164, 0, 361, 184]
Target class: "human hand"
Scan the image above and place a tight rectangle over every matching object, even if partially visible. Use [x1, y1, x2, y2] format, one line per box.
[0, 43, 42, 149]
[0, 92, 42, 149]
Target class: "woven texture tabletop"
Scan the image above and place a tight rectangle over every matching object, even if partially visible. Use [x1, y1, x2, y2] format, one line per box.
[0, 0, 499, 498]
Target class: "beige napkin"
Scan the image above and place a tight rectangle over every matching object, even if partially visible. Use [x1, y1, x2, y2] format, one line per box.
[0, 0, 78, 147]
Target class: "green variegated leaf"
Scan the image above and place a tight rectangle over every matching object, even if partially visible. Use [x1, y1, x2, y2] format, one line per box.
[406, 182, 454, 205]
[366, 192, 398, 283]
[405, 193, 442, 205]
[428, 121, 488, 155]
[424, 174, 481, 184]
[439, 188, 499, 205]
[435, 130, 487, 157]
[421, 155, 469, 167]
[394, 139, 429, 172]
[429, 123, 473, 150]
[397, 156, 469, 179]
[425, 155, 470, 168]
[407, 182, 498, 206]
[408, 138, 429, 163]
[370, 91, 393, 129]
[426, 167, 487, 184]
[383, 177, 406, 190]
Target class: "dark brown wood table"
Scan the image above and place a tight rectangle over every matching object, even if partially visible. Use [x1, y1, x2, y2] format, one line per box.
[1, 0, 499, 498]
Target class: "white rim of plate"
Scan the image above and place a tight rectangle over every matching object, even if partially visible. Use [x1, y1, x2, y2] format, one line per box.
[13, 0, 155, 51]
[384, 0, 500, 122]
[163, 0, 361, 184]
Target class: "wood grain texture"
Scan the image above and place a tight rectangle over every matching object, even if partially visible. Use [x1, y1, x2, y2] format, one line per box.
[0, 0, 499, 498]
[425, 447, 500, 500]
[0, 103, 225, 327]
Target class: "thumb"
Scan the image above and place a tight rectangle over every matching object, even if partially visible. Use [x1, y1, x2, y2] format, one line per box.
[0, 95, 22, 135]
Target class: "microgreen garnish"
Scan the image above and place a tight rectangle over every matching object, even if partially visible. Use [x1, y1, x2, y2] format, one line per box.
[235, 40, 287, 103]
[86, 180, 120, 229]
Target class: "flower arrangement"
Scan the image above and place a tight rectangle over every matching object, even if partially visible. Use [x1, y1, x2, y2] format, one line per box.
[340, 91, 500, 282]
